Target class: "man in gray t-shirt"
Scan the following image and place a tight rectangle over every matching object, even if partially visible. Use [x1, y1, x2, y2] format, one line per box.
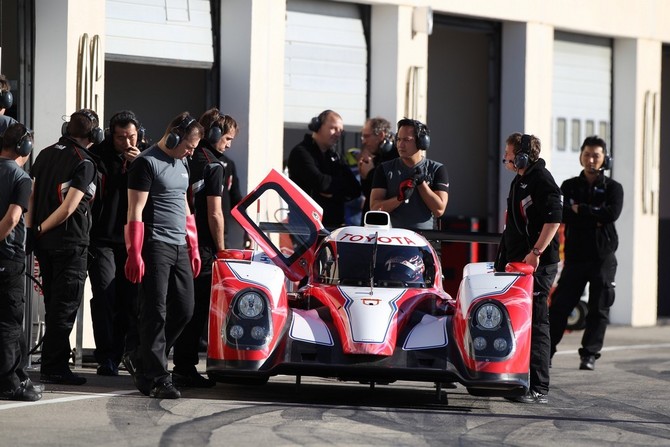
[370, 119, 449, 230]
[125, 112, 204, 400]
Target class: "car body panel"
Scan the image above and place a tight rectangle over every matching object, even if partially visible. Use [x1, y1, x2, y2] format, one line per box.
[208, 169, 533, 397]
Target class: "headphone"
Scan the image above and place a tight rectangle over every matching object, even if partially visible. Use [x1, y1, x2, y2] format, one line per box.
[5, 125, 33, 157]
[602, 152, 613, 171]
[0, 90, 13, 110]
[206, 111, 227, 145]
[165, 114, 196, 149]
[62, 110, 104, 145]
[107, 111, 146, 144]
[379, 132, 394, 153]
[308, 109, 334, 133]
[398, 119, 431, 150]
[15, 129, 33, 157]
[514, 134, 532, 170]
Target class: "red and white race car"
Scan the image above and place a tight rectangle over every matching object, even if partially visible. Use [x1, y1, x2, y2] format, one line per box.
[207, 168, 534, 398]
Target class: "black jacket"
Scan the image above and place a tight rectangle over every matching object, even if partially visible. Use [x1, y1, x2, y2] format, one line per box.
[89, 138, 130, 245]
[498, 158, 563, 268]
[561, 172, 623, 261]
[31, 137, 99, 249]
[287, 134, 361, 228]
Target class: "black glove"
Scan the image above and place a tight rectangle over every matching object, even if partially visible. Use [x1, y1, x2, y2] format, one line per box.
[412, 165, 431, 186]
[397, 179, 415, 203]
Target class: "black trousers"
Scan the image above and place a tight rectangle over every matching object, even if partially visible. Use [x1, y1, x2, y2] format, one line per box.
[550, 253, 617, 358]
[172, 246, 214, 373]
[137, 241, 194, 385]
[88, 242, 140, 366]
[530, 263, 557, 395]
[35, 247, 88, 375]
[0, 260, 27, 392]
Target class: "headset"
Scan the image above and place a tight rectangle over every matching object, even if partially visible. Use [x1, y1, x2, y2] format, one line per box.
[206, 111, 226, 145]
[514, 134, 532, 170]
[107, 111, 145, 144]
[0, 89, 13, 110]
[379, 132, 394, 153]
[165, 114, 196, 149]
[15, 129, 33, 157]
[4, 124, 33, 157]
[581, 135, 612, 171]
[599, 139, 613, 171]
[308, 109, 334, 133]
[62, 110, 104, 145]
[398, 118, 431, 150]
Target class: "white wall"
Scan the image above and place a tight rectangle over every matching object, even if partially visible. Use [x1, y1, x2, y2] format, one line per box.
[612, 38, 662, 326]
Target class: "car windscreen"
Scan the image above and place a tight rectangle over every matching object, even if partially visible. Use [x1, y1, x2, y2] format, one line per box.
[314, 241, 434, 288]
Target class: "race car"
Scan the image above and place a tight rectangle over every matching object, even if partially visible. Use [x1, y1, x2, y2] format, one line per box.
[207, 168, 534, 399]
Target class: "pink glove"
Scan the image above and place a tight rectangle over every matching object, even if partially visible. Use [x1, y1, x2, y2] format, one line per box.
[186, 214, 201, 278]
[124, 221, 145, 283]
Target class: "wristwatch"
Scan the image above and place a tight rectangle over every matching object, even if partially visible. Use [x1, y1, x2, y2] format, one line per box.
[36, 224, 42, 235]
[531, 247, 543, 256]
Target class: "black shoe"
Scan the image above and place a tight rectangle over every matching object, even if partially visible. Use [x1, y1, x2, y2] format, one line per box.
[172, 371, 216, 388]
[97, 359, 119, 376]
[579, 355, 596, 370]
[122, 353, 151, 396]
[121, 352, 136, 376]
[21, 378, 45, 393]
[505, 390, 548, 404]
[150, 381, 181, 399]
[40, 372, 87, 385]
[0, 382, 42, 402]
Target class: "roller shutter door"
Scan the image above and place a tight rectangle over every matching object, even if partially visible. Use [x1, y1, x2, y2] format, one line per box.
[552, 33, 612, 186]
[284, 0, 367, 126]
[106, 0, 213, 68]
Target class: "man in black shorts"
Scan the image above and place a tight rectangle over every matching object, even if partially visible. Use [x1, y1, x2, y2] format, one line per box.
[124, 112, 204, 399]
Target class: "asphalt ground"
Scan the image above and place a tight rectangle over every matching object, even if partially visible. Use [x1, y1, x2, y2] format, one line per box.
[2, 324, 670, 446]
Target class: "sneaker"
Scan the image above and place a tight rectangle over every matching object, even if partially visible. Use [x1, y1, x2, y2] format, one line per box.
[40, 371, 87, 385]
[172, 371, 216, 388]
[21, 378, 45, 393]
[122, 352, 151, 396]
[505, 390, 548, 404]
[150, 381, 181, 399]
[0, 382, 42, 402]
[97, 359, 119, 376]
[579, 355, 596, 370]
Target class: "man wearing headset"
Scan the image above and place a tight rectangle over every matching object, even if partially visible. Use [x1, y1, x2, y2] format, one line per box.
[171, 107, 229, 389]
[288, 109, 361, 228]
[123, 112, 203, 399]
[496, 132, 562, 404]
[0, 123, 42, 401]
[28, 109, 101, 386]
[357, 116, 398, 224]
[87, 111, 146, 377]
[370, 118, 449, 230]
[549, 136, 623, 371]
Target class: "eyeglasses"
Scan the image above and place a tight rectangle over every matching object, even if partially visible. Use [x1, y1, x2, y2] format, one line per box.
[396, 136, 415, 144]
[502, 159, 515, 165]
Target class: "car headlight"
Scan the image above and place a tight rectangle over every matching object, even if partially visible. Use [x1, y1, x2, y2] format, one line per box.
[475, 303, 502, 330]
[237, 291, 264, 318]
